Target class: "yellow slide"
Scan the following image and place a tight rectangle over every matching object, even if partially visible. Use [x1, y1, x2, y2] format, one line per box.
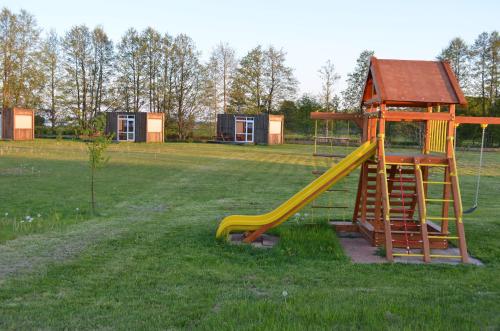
[216, 141, 377, 239]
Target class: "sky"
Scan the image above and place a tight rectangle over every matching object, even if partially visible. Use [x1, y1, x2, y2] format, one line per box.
[4, 0, 500, 95]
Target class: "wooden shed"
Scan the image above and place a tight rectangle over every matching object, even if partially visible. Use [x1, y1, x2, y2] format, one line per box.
[216, 114, 284, 145]
[0, 107, 35, 141]
[105, 112, 164, 143]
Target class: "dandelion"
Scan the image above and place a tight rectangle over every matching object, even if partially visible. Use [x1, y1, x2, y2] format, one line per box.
[76, 208, 80, 212]
[282, 290, 288, 303]
[37, 213, 41, 218]
[4, 212, 8, 217]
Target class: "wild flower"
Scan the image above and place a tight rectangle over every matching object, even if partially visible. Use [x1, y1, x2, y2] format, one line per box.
[76, 207, 80, 212]
[37, 213, 41, 218]
[4, 212, 8, 217]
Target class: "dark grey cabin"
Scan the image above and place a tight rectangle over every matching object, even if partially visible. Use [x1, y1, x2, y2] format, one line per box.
[216, 113, 284, 145]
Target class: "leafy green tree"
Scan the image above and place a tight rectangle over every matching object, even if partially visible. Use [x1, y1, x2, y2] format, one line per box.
[0, 8, 44, 109]
[438, 37, 469, 91]
[468, 31, 499, 117]
[341, 50, 374, 112]
[278, 95, 321, 135]
[84, 115, 113, 215]
[263, 46, 297, 113]
[230, 45, 296, 113]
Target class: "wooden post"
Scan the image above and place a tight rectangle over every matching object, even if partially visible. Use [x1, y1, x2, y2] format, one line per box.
[378, 104, 393, 261]
[414, 161, 431, 262]
[352, 167, 364, 222]
[423, 105, 432, 154]
[446, 104, 469, 263]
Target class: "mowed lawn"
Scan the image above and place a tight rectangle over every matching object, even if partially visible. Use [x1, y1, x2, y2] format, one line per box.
[0, 140, 499, 330]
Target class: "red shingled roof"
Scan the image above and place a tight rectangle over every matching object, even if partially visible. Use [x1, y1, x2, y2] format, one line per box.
[362, 57, 467, 107]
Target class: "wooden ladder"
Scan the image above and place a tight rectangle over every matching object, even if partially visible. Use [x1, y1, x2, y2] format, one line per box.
[383, 158, 469, 263]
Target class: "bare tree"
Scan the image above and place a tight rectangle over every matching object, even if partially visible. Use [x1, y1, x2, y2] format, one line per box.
[318, 60, 340, 112]
[171, 34, 203, 139]
[41, 30, 62, 128]
[115, 28, 146, 112]
[142, 27, 162, 112]
[263, 46, 297, 113]
[62, 25, 113, 129]
[158, 33, 175, 134]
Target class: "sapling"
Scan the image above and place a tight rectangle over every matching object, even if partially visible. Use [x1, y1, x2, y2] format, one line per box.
[84, 115, 113, 215]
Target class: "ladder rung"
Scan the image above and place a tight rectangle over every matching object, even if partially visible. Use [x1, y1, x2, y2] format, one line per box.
[387, 179, 416, 182]
[389, 193, 416, 197]
[425, 199, 454, 202]
[392, 239, 422, 243]
[418, 163, 448, 167]
[385, 162, 415, 166]
[429, 254, 462, 259]
[390, 208, 415, 213]
[423, 181, 451, 185]
[427, 216, 457, 221]
[393, 253, 424, 257]
[428, 236, 459, 239]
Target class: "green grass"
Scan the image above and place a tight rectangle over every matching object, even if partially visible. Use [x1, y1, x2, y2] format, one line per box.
[0, 139, 499, 330]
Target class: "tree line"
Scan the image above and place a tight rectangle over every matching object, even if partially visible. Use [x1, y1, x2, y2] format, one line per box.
[0, 8, 297, 139]
[0, 7, 498, 142]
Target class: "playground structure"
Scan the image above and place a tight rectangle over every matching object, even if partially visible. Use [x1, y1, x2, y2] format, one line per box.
[216, 57, 500, 263]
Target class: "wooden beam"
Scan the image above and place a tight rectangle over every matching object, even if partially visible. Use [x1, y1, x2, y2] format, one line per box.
[385, 111, 452, 122]
[455, 116, 500, 125]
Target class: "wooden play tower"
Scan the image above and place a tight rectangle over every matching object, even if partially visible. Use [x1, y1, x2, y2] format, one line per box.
[312, 57, 500, 263]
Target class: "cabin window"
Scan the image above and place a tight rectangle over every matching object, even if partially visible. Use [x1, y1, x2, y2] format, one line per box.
[269, 120, 282, 134]
[147, 118, 162, 132]
[235, 116, 254, 142]
[118, 115, 135, 141]
[15, 115, 33, 129]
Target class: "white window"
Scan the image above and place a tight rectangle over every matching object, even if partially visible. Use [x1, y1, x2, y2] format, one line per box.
[15, 115, 33, 129]
[269, 120, 282, 134]
[118, 115, 135, 141]
[147, 118, 162, 132]
[235, 116, 254, 143]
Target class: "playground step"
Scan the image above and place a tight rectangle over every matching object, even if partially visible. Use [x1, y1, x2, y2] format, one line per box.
[423, 181, 451, 185]
[425, 198, 454, 203]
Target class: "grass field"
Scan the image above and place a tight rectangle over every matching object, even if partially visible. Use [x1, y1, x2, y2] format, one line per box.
[0, 140, 499, 330]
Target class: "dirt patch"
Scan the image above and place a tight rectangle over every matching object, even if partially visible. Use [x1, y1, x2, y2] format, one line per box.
[338, 235, 483, 265]
[229, 233, 279, 248]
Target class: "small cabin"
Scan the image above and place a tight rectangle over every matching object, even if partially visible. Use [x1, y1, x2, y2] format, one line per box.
[216, 114, 284, 145]
[105, 112, 164, 143]
[1, 107, 35, 141]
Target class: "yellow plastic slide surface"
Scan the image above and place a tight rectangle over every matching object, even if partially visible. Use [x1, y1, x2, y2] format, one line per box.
[216, 141, 377, 238]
